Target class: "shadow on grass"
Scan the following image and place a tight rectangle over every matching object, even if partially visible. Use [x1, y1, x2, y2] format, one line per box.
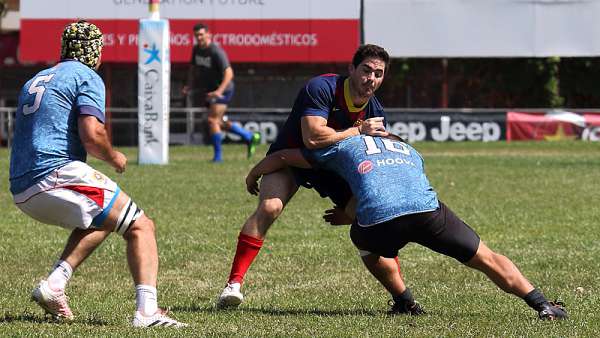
[1, 311, 110, 326]
[170, 304, 382, 317]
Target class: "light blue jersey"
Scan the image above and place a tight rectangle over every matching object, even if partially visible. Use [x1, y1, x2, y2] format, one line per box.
[9, 60, 105, 194]
[303, 135, 439, 226]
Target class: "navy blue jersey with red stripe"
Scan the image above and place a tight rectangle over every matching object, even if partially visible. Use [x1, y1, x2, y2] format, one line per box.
[267, 74, 386, 207]
[269, 74, 386, 153]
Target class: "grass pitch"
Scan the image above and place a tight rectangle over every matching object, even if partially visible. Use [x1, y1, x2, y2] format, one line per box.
[1, 141, 599, 337]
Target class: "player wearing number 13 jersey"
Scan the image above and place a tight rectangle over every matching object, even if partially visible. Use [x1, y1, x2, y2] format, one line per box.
[302, 135, 438, 226]
[246, 135, 568, 320]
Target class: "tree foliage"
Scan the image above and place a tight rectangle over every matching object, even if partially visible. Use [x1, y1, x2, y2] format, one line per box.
[379, 57, 598, 108]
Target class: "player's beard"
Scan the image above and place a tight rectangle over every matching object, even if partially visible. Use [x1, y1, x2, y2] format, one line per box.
[358, 80, 376, 99]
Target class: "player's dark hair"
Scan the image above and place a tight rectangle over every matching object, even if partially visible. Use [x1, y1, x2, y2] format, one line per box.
[352, 44, 390, 70]
[193, 22, 209, 32]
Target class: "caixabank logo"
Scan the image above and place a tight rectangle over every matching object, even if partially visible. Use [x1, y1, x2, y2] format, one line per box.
[143, 43, 161, 65]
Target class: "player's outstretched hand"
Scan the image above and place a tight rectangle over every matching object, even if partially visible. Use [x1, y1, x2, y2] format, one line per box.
[360, 117, 389, 137]
[111, 151, 127, 173]
[323, 207, 353, 226]
[246, 172, 260, 195]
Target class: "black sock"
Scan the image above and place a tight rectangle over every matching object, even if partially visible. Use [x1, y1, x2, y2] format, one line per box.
[393, 288, 415, 306]
[523, 288, 548, 311]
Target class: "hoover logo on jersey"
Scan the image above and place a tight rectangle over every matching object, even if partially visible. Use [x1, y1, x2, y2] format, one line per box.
[357, 160, 373, 174]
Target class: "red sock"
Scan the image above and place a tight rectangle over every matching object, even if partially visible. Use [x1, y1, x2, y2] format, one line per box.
[394, 256, 404, 280]
[228, 233, 264, 284]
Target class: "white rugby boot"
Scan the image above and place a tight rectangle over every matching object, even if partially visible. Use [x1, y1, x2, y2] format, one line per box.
[217, 282, 244, 309]
[132, 308, 188, 328]
[31, 280, 74, 321]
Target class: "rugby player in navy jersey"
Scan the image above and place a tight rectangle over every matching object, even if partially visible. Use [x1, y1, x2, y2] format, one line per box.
[244, 135, 568, 320]
[217, 45, 407, 308]
[9, 21, 186, 327]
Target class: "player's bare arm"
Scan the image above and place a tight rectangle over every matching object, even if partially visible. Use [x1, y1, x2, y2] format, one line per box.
[246, 149, 311, 195]
[78, 115, 127, 173]
[182, 64, 194, 96]
[301, 116, 388, 149]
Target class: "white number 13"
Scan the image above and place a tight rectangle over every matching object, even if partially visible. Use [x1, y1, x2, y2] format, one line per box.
[23, 74, 55, 115]
[363, 135, 410, 155]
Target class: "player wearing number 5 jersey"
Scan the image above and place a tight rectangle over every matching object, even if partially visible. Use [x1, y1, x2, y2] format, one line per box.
[10, 60, 105, 193]
[245, 135, 568, 320]
[9, 20, 185, 328]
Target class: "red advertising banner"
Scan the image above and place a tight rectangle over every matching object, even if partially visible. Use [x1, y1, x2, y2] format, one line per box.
[20, 19, 358, 63]
[506, 111, 600, 141]
[20, 0, 360, 63]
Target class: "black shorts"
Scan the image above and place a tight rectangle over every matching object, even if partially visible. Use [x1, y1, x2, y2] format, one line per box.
[350, 201, 480, 263]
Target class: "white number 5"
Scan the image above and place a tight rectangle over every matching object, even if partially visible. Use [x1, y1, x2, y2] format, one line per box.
[23, 74, 55, 115]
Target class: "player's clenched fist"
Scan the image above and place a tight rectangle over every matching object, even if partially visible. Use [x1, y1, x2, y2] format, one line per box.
[358, 117, 388, 137]
[111, 151, 127, 173]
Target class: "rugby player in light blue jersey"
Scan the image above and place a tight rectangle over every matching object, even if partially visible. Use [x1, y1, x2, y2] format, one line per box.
[9, 20, 185, 328]
[217, 45, 406, 309]
[244, 135, 568, 320]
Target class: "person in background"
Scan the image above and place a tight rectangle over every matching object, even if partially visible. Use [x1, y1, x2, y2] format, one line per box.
[183, 22, 260, 162]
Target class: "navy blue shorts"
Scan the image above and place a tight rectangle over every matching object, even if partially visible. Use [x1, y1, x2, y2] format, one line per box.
[266, 144, 352, 208]
[290, 167, 352, 208]
[205, 86, 234, 107]
[350, 201, 480, 263]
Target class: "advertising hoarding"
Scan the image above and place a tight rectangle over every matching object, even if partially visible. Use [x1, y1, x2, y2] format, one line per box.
[20, 0, 360, 63]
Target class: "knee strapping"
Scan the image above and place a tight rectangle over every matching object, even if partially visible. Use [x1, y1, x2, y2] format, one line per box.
[115, 198, 143, 235]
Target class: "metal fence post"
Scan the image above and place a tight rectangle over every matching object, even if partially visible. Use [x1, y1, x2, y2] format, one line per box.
[7, 108, 13, 149]
[186, 108, 194, 145]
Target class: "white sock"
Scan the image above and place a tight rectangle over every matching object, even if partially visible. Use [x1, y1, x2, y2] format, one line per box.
[136, 284, 158, 316]
[47, 260, 73, 292]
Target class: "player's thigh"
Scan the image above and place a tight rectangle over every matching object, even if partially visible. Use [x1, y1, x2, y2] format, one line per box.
[98, 190, 147, 235]
[415, 202, 481, 263]
[350, 221, 404, 258]
[208, 103, 227, 120]
[258, 168, 298, 206]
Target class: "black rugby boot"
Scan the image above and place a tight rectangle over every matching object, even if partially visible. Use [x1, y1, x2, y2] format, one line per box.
[538, 301, 568, 320]
[388, 299, 426, 316]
